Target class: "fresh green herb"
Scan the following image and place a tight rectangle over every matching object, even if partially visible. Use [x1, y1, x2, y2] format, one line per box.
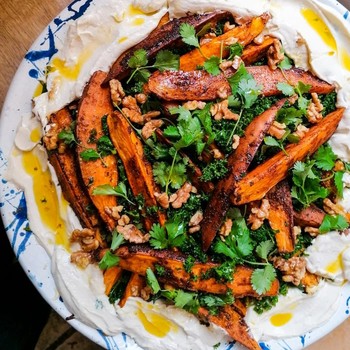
[149, 219, 186, 249]
[200, 159, 228, 182]
[92, 183, 135, 205]
[99, 250, 120, 270]
[199, 292, 234, 315]
[155, 264, 166, 277]
[58, 127, 76, 147]
[335, 171, 345, 198]
[277, 107, 303, 129]
[253, 295, 279, 314]
[319, 91, 337, 116]
[319, 214, 348, 233]
[110, 231, 125, 250]
[277, 55, 293, 70]
[108, 271, 131, 304]
[146, 268, 161, 293]
[193, 103, 216, 145]
[153, 160, 187, 190]
[203, 56, 221, 76]
[251, 264, 277, 295]
[162, 289, 199, 313]
[184, 255, 196, 273]
[263, 136, 287, 154]
[256, 240, 275, 260]
[313, 143, 337, 171]
[276, 82, 295, 96]
[179, 23, 200, 48]
[80, 149, 101, 161]
[227, 43, 244, 60]
[97, 135, 116, 156]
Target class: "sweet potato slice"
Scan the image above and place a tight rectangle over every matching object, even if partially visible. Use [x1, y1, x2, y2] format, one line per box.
[241, 36, 275, 65]
[76, 70, 118, 231]
[232, 108, 345, 205]
[201, 99, 287, 251]
[119, 273, 146, 308]
[105, 11, 231, 83]
[45, 107, 99, 229]
[179, 13, 270, 71]
[293, 204, 326, 228]
[147, 67, 334, 102]
[114, 245, 279, 297]
[198, 306, 261, 350]
[104, 266, 123, 296]
[267, 180, 295, 253]
[107, 111, 166, 228]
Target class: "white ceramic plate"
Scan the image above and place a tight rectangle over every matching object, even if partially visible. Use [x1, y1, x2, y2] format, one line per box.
[1, 1, 350, 349]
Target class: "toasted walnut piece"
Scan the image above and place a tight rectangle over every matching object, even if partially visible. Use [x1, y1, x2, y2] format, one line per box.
[247, 199, 270, 230]
[311, 92, 324, 112]
[141, 285, 153, 301]
[217, 86, 230, 100]
[189, 225, 201, 234]
[143, 111, 161, 122]
[219, 56, 242, 71]
[122, 107, 144, 124]
[135, 93, 147, 104]
[109, 79, 125, 106]
[169, 182, 192, 209]
[117, 224, 150, 244]
[43, 123, 59, 151]
[212, 148, 224, 159]
[70, 251, 92, 269]
[220, 218, 233, 237]
[334, 160, 345, 172]
[122, 96, 141, 112]
[253, 34, 265, 45]
[105, 205, 123, 220]
[57, 142, 67, 154]
[323, 198, 350, 222]
[232, 135, 240, 150]
[219, 60, 235, 71]
[224, 36, 238, 46]
[141, 120, 164, 140]
[293, 226, 302, 240]
[210, 100, 239, 121]
[223, 21, 236, 33]
[293, 124, 309, 139]
[267, 39, 284, 70]
[304, 226, 320, 237]
[268, 121, 287, 140]
[199, 32, 216, 46]
[307, 100, 323, 124]
[118, 214, 130, 227]
[70, 228, 95, 242]
[189, 211, 203, 227]
[70, 228, 100, 252]
[154, 192, 169, 209]
[183, 100, 206, 111]
[191, 186, 198, 194]
[272, 256, 306, 286]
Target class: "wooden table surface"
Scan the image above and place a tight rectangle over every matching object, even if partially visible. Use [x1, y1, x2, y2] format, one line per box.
[1, 0, 350, 349]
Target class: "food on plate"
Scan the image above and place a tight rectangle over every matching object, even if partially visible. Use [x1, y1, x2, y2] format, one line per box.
[7, 0, 350, 350]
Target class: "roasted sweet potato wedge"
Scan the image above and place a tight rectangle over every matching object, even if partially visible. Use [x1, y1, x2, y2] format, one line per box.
[267, 180, 295, 253]
[45, 107, 100, 229]
[107, 111, 166, 228]
[114, 245, 279, 297]
[232, 108, 345, 205]
[241, 36, 275, 65]
[147, 66, 334, 102]
[76, 70, 118, 231]
[198, 306, 261, 350]
[180, 13, 270, 71]
[104, 266, 123, 296]
[119, 273, 146, 308]
[293, 204, 326, 228]
[105, 11, 232, 83]
[201, 99, 287, 251]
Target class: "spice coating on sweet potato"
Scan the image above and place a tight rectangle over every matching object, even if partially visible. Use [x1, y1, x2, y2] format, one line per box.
[232, 108, 345, 205]
[201, 99, 287, 251]
[267, 180, 295, 253]
[293, 204, 326, 228]
[76, 70, 118, 231]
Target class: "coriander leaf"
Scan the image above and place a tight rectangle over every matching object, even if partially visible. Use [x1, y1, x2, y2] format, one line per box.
[203, 56, 221, 76]
[238, 78, 261, 108]
[180, 23, 200, 48]
[278, 56, 293, 70]
[97, 135, 116, 156]
[313, 144, 337, 171]
[295, 81, 311, 95]
[128, 49, 148, 68]
[58, 129, 76, 146]
[166, 219, 186, 247]
[134, 69, 151, 83]
[80, 149, 100, 161]
[228, 43, 244, 60]
[277, 82, 295, 96]
[149, 223, 168, 249]
[111, 231, 126, 250]
[334, 171, 345, 198]
[154, 50, 180, 71]
[227, 95, 242, 108]
[319, 214, 348, 234]
[251, 264, 276, 295]
[170, 106, 192, 121]
[213, 240, 238, 260]
[174, 290, 197, 308]
[146, 268, 161, 293]
[264, 136, 281, 148]
[99, 251, 120, 270]
[277, 107, 303, 128]
[153, 161, 187, 190]
[234, 217, 253, 256]
[256, 240, 275, 261]
[297, 96, 309, 112]
[92, 183, 135, 205]
[193, 103, 216, 144]
[163, 125, 180, 138]
[227, 63, 250, 95]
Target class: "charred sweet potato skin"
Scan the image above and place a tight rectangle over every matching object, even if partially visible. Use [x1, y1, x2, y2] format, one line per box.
[293, 204, 326, 228]
[46, 108, 99, 229]
[105, 11, 231, 83]
[201, 99, 287, 251]
[232, 108, 345, 205]
[267, 180, 295, 253]
[180, 13, 270, 71]
[119, 273, 146, 308]
[115, 245, 279, 297]
[76, 70, 118, 231]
